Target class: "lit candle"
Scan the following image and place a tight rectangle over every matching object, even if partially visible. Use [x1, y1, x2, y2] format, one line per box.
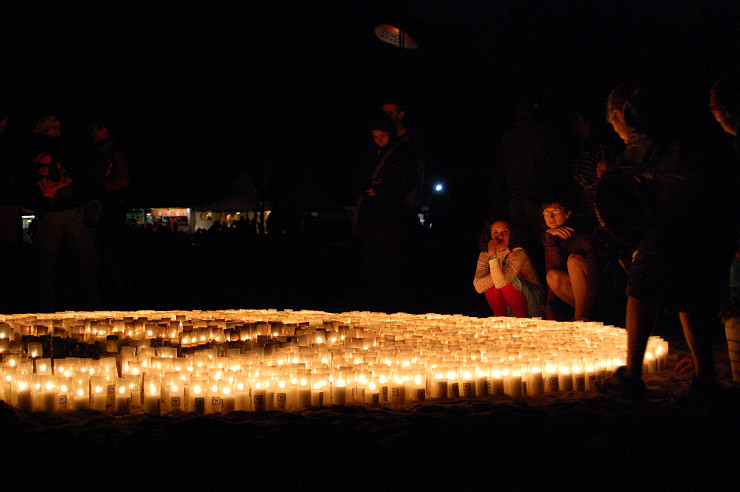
[429, 371, 447, 399]
[26, 342, 43, 359]
[364, 381, 379, 405]
[656, 341, 668, 371]
[446, 369, 460, 398]
[34, 358, 52, 375]
[221, 383, 235, 413]
[275, 375, 290, 411]
[558, 363, 573, 392]
[544, 363, 559, 393]
[585, 360, 597, 391]
[40, 376, 57, 412]
[90, 376, 108, 412]
[408, 372, 426, 402]
[115, 379, 130, 414]
[331, 376, 347, 406]
[252, 382, 267, 412]
[72, 381, 90, 411]
[310, 382, 326, 407]
[475, 368, 488, 398]
[643, 352, 657, 375]
[263, 378, 275, 411]
[503, 367, 522, 398]
[295, 375, 311, 410]
[377, 373, 390, 405]
[461, 367, 476, 399]
[189, 378, 206, 414]
[390, 375, 405, 407]
[528, 365, 544, 395]
[234, 377, 250, 411]
[490, 368, 504, 395]
[126, 376, 142, 410]
[168, 383, 184, 413]
[57, 378, 72, 412]
[143, 377, 160, 415]
[572, 362, 586, 392]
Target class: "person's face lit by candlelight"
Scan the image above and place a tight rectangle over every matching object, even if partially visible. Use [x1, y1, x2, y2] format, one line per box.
[606, 107, 630, 143]
[489, 221, 511, 253]
[372, 129, 391, 148]
[542, 203, 571, 229]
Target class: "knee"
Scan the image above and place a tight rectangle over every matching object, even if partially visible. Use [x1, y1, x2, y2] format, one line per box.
[546, 269, 565, 289]
[567, 254, 586, 273]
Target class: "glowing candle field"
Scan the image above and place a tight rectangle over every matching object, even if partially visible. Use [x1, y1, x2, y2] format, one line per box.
[0, 310, 668, 414]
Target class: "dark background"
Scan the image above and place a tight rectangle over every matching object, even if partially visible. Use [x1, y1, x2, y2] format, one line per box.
[3, 1, 738, 202]
[2, 0, 738, 314]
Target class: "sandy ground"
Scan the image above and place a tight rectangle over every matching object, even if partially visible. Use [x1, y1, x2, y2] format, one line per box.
[1, 342, 737, 490]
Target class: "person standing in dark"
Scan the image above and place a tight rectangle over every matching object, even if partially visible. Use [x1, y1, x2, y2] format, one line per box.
[382, 98, 426, 214]
[91, 118, 130, 308]
[0, 108, 24, 313]
[597, 85, 738, 399]
[353, 113, 419, 312]
[705, 76, 740, 379]
[492, 92, 568, 277]
[567, 108, 612, 226]
[25, 115, 100, 312]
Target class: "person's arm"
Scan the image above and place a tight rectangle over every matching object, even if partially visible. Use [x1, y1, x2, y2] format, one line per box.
[488, 249, 521, 289]
[474, 249, 518, 292]
[474, 251, 494, 293]
[543, 232, 565, 273]
[510, 247, 540, 287]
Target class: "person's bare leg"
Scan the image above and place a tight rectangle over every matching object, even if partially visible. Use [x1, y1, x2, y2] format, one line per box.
[678, 311, 717, 384]
[567, 254, 588, 320]
[546, 269, 575, 307]
[625, 295, 655, 381]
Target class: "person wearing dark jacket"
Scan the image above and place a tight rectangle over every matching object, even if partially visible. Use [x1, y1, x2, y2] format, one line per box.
[353, 113, 419, 312]
[26, 115, 100, 312]
[542, 199, 600, 321]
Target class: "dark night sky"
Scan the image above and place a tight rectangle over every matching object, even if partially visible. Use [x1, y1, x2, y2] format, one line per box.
[1, 1, 738, 213]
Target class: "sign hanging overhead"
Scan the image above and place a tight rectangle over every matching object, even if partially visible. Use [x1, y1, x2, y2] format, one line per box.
[374, 24, 419, 50]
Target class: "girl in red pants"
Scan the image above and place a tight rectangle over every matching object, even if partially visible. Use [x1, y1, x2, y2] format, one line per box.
[474, 219, 544, 317]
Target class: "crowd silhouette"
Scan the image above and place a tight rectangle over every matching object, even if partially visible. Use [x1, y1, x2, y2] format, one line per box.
[0, 80, 736, 373]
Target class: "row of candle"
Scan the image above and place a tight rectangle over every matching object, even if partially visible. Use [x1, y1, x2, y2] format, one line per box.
[0, 309, 668, 414]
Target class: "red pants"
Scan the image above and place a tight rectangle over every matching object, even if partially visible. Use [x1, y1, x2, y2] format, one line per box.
[484, 283, 528, 318]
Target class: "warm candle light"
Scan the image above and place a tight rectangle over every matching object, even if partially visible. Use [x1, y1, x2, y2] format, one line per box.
[0, 309, 667, 414]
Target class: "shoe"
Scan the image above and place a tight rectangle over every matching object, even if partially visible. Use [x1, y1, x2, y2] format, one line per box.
[596, 366, 645, 401]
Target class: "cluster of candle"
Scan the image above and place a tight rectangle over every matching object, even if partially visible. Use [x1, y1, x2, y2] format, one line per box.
[0, 310, 668, 414]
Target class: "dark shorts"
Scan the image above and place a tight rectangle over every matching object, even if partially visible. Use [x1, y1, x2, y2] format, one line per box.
[627, 226, 726, 310]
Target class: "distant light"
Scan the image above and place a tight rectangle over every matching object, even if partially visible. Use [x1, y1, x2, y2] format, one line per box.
[434, 183, 444, 192]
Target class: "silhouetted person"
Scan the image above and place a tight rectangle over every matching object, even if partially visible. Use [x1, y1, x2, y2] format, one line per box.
[597, 85, 738, 399]
[91, 118, 130, 308]
[493, 93, 568, 278]
[382, 98, 426, 213]
[353, 113, 418, 312]
[26, 115, 100, 312]
[0, 108, 23, 312]
[704, 76, 740, 380]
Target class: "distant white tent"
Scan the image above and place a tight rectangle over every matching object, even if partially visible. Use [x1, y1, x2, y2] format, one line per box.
[204, 172, 263, 211]
[191, 172, 268, 231]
